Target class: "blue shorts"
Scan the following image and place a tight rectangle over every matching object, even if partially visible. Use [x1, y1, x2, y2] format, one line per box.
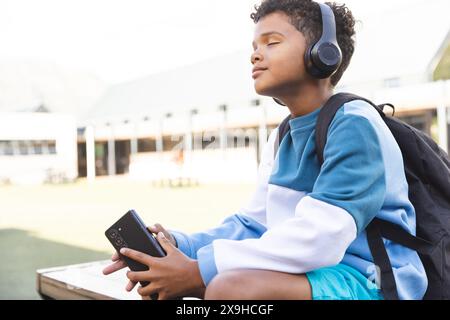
[306, 264, 383, 300]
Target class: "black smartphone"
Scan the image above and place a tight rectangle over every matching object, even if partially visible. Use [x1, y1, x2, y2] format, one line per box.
[105, 209, 166, 300]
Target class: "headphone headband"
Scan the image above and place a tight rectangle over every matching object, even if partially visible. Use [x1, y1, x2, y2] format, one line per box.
[317, 2, 338, 45]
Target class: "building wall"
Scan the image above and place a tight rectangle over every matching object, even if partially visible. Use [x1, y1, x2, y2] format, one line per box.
[0, 112, 78, 185]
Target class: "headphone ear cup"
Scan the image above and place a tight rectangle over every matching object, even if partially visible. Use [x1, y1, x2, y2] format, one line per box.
[304, 45, 317, 78]
[304, 43, 325, 79]
[304, 42, 342, 79]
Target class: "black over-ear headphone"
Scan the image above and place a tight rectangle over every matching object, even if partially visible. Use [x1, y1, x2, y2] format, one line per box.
[305, 2, 342, 79]
[273, 2, 342, 106]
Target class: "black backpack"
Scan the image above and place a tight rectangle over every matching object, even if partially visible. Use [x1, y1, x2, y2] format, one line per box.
[276, 92, 450, 300]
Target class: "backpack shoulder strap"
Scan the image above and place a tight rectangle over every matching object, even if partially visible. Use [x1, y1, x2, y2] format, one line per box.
[274, 92, 380, 160]
[366, 221, 399, 300]
[366, 218, 435, 300]
[315, 92, 384, 165]
[274, 114, 292, 157]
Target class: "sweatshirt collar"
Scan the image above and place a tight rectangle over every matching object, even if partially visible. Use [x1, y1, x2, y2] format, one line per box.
[288, 106, 323, 130]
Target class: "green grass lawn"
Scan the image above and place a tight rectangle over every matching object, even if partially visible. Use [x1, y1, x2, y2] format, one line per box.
[0, 177, 255, 299]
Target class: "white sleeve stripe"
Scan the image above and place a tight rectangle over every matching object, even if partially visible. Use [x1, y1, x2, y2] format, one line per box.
[213, 196, 357, 275]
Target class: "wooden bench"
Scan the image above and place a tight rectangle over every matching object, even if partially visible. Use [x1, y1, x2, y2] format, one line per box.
[36, 260, 141, 300]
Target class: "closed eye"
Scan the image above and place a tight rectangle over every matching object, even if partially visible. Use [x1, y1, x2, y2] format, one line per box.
[268, 42, 280, 46]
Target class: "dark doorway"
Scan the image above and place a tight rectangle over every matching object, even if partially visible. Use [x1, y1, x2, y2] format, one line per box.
[77, 142, 87, 177]
[115, 140, 131, 175]
[95, 142, 108, 176]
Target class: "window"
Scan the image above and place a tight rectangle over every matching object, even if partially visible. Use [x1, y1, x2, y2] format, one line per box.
[18, 141, 29, 155]
[0, 141, 12, 156]
[226, 128, 258, 149]
[48, 141, 56, 154]
[384, 77, 401, 88]
[137, 138, 156, 152]
[0, 140, 57, 156]
[32, 141, 43, 155]
[163, 135, 183, 151]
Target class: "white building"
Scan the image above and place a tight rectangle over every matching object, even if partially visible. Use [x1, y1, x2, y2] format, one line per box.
[0, 61, 106, 185]
[0, 112, 78, 184]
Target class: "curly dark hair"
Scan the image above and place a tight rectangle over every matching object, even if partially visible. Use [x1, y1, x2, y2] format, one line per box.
[250, 0, 356, 87]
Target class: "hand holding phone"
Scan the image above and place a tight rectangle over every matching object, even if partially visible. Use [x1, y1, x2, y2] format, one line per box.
[104, 209, 166, 299]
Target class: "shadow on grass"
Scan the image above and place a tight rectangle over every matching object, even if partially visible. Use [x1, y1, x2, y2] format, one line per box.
[0, 228, 110, 300]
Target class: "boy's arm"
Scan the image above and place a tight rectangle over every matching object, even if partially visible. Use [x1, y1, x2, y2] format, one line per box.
[170, 129, 278, 259]
[195, 111, 387, 285]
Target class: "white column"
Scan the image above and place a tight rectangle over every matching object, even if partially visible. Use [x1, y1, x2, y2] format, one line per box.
[156, 118, 164, 153]
[219, 107, 227, 159]
[184, 113, 194, 180]
[108, 126, 116, 176]
[131, 122, 138, 155]
[85, 126, 96, 182]
[185, 113, 193, 154]
[437, 105, 448, 153]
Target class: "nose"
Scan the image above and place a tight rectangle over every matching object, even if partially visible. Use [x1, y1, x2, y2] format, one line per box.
[251, 51, 263, 65]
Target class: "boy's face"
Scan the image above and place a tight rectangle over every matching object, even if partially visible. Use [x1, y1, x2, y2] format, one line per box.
[251, 11, 309, 98]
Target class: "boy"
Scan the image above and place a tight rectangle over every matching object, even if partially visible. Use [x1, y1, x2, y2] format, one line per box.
[103, 0, 427, 300]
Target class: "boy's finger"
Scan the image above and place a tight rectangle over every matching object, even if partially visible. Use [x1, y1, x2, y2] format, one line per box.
[148, 223, 165, 233]
[126, 280, 137, 292]
[126, 270, 152, 283]
[102, 260, 127, 275]
[137, 284, 158, 297]
[112, 251, 120, 261]
[155, 223, 166, 232]
[120, 248, 154, 266]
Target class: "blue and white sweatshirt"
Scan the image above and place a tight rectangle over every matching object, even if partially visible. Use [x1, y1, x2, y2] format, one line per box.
[172, 100, 428, 300]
